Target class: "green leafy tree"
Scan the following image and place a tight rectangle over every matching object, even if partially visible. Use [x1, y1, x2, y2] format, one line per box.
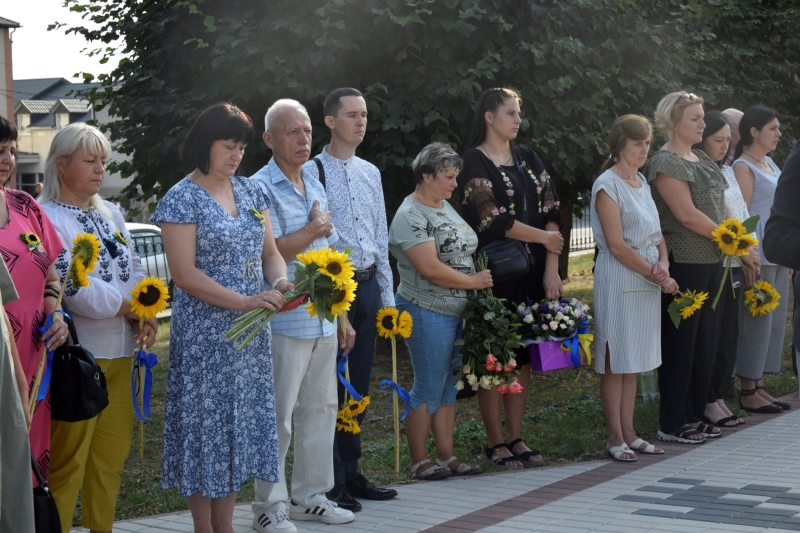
[58, 0, 800, 274]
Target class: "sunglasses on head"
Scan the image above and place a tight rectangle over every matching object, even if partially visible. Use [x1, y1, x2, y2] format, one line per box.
[680, 93, 699, 101]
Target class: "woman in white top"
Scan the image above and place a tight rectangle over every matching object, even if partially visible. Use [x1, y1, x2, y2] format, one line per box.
[732, 105, 791, 414]
[591, 115, 678, 461]
[39, 123, 157, 533]
[693, 111, 759, 427]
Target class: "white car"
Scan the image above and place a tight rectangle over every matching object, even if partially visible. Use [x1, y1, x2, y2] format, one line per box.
[125, 222, 173, 302]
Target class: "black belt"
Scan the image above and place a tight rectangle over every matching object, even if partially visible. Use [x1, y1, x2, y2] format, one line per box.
[355, 264, 377, 282]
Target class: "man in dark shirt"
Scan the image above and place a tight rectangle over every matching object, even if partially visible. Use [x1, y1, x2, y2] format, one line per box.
[762, 141, 800, 381]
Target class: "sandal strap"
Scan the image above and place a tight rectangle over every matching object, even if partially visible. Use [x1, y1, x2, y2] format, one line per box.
[677, 425, 704, 438]
[487, 442, 510, 452]
[436, 456, 457, 468]
[409, 459, 433, 475]
[741, 388, 757, 396]
[506, 438, 523, 448]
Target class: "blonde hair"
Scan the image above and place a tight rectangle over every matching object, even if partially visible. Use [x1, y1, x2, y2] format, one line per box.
[600, 115, 653, 173]
[654, 91, 704, 137]
[40, 122, 114, 220]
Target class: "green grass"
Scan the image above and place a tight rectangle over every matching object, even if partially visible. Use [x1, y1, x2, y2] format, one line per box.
[73, 252, 797, 524]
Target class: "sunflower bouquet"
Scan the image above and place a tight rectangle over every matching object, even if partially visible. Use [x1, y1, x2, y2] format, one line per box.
[668, 289, 708, 328]
[455, 253, 522, 393]
[743, 280, 781, 317]
[29, 233, 102, 418]
[129, 277, 170, 458]
[225, 248, 357, 350]
[710, 216, 760, 309]
[375, 306, 413, 473]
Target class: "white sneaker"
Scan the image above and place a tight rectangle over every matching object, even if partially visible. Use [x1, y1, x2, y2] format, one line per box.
[252, 510, 297, 533]
[289, 499, 355, 524]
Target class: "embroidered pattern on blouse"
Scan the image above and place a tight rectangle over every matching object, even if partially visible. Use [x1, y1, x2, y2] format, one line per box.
[462, 178, 506, 231]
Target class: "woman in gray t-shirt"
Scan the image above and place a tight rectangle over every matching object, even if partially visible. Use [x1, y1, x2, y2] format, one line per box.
[389, 143, 492, 481]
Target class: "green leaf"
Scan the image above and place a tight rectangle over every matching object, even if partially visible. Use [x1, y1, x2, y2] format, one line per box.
[742, 214, 760, 234]
[668, 302, 681, 329]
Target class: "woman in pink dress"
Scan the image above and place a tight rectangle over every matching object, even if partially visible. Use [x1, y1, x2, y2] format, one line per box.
[0, 116, 69, 479]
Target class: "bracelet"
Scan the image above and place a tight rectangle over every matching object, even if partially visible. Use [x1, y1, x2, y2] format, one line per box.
[44, 294, 59, 299]
[271, 276, 289, 288]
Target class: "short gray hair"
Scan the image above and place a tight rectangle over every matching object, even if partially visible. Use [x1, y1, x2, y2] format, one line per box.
[411, 142, 462, 184]
[264, 99, 308, 131]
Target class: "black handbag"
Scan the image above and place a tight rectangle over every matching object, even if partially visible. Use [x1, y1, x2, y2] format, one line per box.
[478, 239, 532, 283]
[32, 452, 62, 533]
[50, 303, 109, 422]
[475, 147, 536, 283]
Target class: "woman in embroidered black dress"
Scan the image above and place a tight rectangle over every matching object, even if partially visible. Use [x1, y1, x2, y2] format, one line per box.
[458, 88, 564, 467]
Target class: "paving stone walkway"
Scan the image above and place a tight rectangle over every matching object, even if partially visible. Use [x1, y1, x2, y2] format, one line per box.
[74, 392, 800, 533]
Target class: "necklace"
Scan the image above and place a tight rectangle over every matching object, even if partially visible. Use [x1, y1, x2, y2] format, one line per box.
[479, 145, 513, 166]
[743, 151, 768, 166]
[611, 166, 640, 187]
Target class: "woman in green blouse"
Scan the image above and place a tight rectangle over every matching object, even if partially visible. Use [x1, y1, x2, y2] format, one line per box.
[643, 92, 730, 444]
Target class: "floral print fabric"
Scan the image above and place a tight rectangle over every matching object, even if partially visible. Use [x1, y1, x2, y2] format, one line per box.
[151, 176, 279, 498]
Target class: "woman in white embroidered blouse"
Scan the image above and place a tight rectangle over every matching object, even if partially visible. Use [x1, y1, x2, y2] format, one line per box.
[39, 123, 157, 533]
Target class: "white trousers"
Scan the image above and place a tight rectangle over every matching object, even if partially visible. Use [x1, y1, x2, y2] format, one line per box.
[253, 333, 338, 513]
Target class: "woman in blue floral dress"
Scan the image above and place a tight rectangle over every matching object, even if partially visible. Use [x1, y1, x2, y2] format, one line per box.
[152, 103, 291, 533]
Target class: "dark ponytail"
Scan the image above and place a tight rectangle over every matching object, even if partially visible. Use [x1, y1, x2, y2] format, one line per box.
[464, 88, 521, 150]
[734, 104, 779, 160]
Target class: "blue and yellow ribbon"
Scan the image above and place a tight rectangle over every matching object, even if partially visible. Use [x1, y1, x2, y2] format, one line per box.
[336, 352, 363, 401]
[379, 379, 410, 421]
[132, 349, 158, 423]
[560, 320, 593, 369]
[36, 310, 70, 401]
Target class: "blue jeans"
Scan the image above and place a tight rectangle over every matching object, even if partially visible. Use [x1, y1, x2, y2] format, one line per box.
[395, 294, 462, 414]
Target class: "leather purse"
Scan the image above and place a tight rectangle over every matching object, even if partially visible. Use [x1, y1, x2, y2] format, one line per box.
[478, 239, 533, 283]
[32, 451, 62, 533]
[50, 304, 109, 422]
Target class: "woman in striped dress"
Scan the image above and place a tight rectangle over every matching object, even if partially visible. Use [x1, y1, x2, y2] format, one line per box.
[592, 115, 678, 461]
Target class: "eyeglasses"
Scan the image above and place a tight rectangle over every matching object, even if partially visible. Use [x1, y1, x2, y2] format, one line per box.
[680, 93, 699, 101]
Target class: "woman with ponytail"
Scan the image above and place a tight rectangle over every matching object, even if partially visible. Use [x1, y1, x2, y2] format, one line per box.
[592, 115, 677, 461]
[458, 88, 563, 467]
[731, 105, 790, 414]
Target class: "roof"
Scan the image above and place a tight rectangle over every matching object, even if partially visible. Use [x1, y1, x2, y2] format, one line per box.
[13, 78, 66, 105]
[53, 99, 92, 113]
[0, 16, 20, 28]
[42, 82, 100, 100]
[16, 100, 57, 114]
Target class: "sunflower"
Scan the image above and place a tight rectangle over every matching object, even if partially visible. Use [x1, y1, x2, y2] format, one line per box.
[72, 233, 102, 273]
[249, 208, 265, 225]
[67, 261, 90, 289]
[296, 248, 326, 267]
[336, 416, 360, 434]
[315, 249, 356, 286]
[396, 310, 413, 339]
[744, 280, 781, 316]
[711, 224, 739, 256]
[343, 396, 370, 417]
[305, 300, 318, 318]
[20, 232, 43, 253]
[130, 276, 170, 319]
[376, 307, 399, 338]
[734, 234, 758, 256]
[330, 280, 357, 316]
[676, 290, 708, 319]
[113, 230, 129, 247]
[722, 218, 747, 237]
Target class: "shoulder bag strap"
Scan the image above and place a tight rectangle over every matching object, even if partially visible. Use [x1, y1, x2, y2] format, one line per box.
[313, 157, 326, 190]
[511, 146, 530, 226]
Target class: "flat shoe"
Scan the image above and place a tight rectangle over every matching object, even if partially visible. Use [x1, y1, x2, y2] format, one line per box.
[741, 402, 783, 414]
[695, 423, 722, 438]
[409, 459, 451, 481]
[507, 438, 543, 464]
[608, 444, 636, 462]
[436, 456, 482, 476]
[703, 415, 741, 428]
[627, 438, 664, 455]
[657, 425, 706, 444]
[773, 400, 792, 410]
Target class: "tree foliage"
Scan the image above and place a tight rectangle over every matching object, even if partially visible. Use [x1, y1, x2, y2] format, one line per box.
[59, 0, 800, 229]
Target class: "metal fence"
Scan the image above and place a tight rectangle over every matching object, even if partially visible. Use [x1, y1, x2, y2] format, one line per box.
[570, 207, 595, 252]
[131, 233, 173, 308]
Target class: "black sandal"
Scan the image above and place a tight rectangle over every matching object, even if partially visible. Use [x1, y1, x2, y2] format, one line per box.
[484, 443, 522, 467]
[756, 385, 791, 410]
[703, 415, 740, 428]
[507, 438, 542, 463]
[695, 422, 722, 438]
[740, 388, 783, 414]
